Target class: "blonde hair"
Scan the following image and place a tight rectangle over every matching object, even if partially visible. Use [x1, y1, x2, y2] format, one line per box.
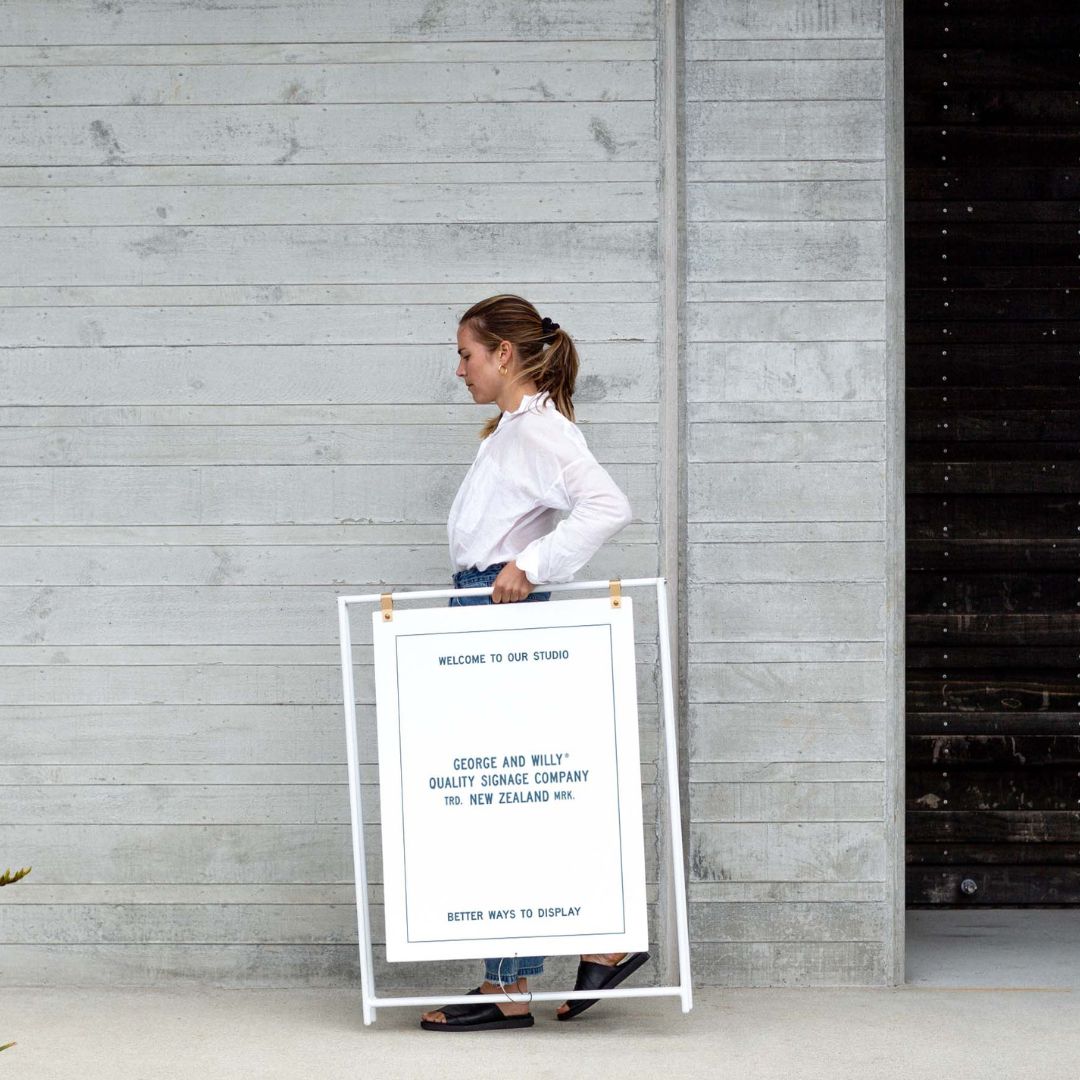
[458, 293, 579, 439]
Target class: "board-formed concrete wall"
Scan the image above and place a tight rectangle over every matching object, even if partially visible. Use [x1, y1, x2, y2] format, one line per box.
[1, 0, 903, 988]
[0, 0, 669, 990]
[683, 0, 903, 985]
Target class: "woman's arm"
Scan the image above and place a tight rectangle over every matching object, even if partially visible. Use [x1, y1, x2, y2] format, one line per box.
[512, 453, 633, 586]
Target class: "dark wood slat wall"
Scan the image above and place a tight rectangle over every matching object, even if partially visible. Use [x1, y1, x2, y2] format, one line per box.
[904, 0, 1080, 906]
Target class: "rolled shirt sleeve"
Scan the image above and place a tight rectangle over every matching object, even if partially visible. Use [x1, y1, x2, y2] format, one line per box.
[513, 452, 634, 585]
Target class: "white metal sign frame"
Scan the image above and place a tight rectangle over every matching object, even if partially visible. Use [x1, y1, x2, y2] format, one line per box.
[337, 575, 692, 1024]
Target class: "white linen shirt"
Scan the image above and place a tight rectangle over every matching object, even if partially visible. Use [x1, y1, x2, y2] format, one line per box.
[447, 389, 633, 585]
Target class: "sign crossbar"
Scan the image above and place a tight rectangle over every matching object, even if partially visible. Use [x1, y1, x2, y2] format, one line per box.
[338, 576, 692, 1024]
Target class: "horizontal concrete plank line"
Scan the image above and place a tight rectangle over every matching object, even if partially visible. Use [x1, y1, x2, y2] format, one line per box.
[686, 338, 884, 343]
[0, 413, 657, 425]
[691, 781, 885, 790]
[0, 219, 661, 229]
[692, 524, 884, 541]
[690, 98, 882, 104]
[0, 159, 664, 168]
[0, 570, 659, 591]
[0, 583, 656, 591]
[0, 99, 656, 108]
[10, 881, 655, 898]
[0, 643, 661, 660]
[0, 293, 660, 305]
[690, 158, 885, 164]
[688, 284, 885, 302]
[690, 637, 882, 642]
[0, 44, 658, 65]
[690, 57, 883, 64]
[689, 657, 885, 662]
[689, 520, 883, 524]
[692, 819, 882, 824]
[0, 939, 665, 949]
[686, 291, 881, 295]
[0, 898, 364, 905]
[689, 164, 885, 181]
[0, 179, 658, 187]
[2, 157, 662, 163]
[0, 524, 659, 544]
[691, 936, 886, 942]
[0, 766, 660, 782]
[689, 463, 881, 468]
[0, 463, 654, 469]
[0, 939, 881, 947]
[1, 414, 659, 426]
[0, 340, 659, 347]
[686, 278, 885, 282]
[0, 163, 662, 185]
[0, 39, 661, 51]
[686, 630, 889, 639]
[691, 41, 885, 58]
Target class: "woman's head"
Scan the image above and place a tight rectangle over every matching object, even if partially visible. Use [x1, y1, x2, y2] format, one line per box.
[456, 294, 579, 438]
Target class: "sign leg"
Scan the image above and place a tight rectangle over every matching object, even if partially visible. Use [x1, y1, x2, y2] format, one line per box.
[339, 598, 379, 1025]
[655, 579, 693, 1012]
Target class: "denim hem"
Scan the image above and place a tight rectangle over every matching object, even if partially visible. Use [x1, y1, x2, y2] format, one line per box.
[484, 959, 545, 983]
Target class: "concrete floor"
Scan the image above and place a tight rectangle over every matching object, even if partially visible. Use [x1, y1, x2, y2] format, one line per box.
[3, 912, 1077, 1080]
[907, 909, 1080, 989]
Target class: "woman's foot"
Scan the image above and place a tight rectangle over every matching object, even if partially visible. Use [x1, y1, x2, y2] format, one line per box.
[421, 977, 531, 1025]
[556, 954, 626, 1017]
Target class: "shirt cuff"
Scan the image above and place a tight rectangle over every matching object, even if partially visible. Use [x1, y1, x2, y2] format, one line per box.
[513, 543, 543, 585]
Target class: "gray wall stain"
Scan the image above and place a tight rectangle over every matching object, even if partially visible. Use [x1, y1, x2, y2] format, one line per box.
[415, 0, 450, 35]
[589, 116, 618, 155]
[275, 135, 301, 165]
[126, 227, 192, 258]
[89, 119, 125, 165]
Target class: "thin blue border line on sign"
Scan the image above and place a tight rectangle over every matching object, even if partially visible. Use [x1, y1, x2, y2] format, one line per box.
[394, 635, 411, 945]
[392, 616, 629, 945]
[607, 620, 628, 932]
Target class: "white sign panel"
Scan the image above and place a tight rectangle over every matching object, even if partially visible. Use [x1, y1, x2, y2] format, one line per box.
[372, 596, 648, 962]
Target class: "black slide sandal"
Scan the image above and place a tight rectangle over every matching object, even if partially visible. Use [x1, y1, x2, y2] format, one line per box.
[420, 987, 535, 1032]
[557, 951, 650, 1021]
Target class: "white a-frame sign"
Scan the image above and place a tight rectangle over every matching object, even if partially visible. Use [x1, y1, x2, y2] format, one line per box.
[338, 577, 692, 1024]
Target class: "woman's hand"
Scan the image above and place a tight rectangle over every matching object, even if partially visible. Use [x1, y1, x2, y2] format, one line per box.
[490, 561, 535, 603]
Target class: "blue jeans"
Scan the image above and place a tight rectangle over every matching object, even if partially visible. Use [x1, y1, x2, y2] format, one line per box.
[449, 561, 549, 984]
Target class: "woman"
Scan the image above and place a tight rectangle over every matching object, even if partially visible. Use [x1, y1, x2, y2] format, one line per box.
[419, 294, 649, 1032]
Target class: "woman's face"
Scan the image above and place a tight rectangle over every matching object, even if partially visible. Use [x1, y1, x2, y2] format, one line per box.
[455, 323, 510, 405]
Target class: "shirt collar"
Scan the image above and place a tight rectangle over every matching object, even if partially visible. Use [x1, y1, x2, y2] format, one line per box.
[497, 389, 549, 427]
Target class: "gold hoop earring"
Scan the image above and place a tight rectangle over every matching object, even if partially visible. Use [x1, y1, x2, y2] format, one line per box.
[498, 364, 508, 375]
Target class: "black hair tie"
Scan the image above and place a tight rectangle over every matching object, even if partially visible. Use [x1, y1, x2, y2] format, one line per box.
[540, 316, 560, 339]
